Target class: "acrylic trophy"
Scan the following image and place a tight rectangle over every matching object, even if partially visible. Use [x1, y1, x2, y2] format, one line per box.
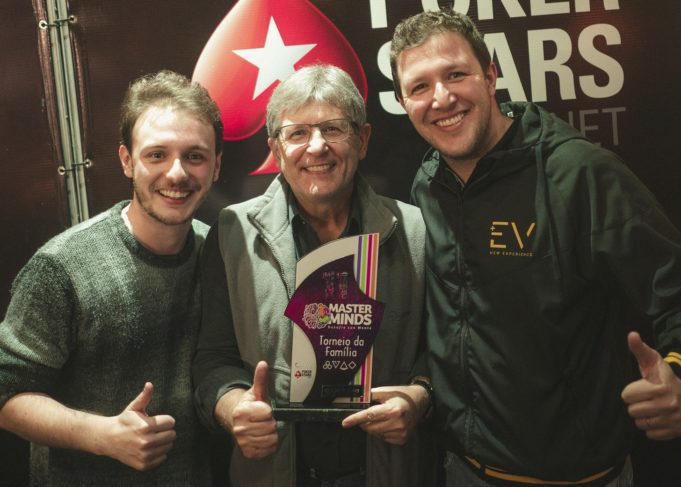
[273, 233, 384, 421]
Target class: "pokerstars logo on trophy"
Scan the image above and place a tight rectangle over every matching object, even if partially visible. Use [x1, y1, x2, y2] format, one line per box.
[192, 0, 367, 174]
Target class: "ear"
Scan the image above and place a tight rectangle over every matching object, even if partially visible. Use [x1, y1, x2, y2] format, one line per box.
[119, 144, 133, 179]
[357, 123, 372, 160]
[485, 62, 499, 97]
[267, 138, 282, 168]
[213, 152, 222, 182]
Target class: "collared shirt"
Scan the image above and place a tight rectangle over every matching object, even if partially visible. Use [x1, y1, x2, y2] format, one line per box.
[287, 187, 367, 480]
[288, 190, 362, 259]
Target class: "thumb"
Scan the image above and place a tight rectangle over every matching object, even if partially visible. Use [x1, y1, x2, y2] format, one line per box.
[627, 331, 662, 384]
[368, 387, 390, 404]
[126, 382, 154, 414]
[251, 361, 270, 402]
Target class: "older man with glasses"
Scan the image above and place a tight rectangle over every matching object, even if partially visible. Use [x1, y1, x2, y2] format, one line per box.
[192, 64, 437, 487]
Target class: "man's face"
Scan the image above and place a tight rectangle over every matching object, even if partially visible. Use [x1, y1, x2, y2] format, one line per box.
[397, 31, 500, 167]
[268, 102, 370, 214]
[119, 105, 221, 227]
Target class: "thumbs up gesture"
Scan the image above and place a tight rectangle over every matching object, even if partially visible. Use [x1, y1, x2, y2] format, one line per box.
[96, 382, 176, 470]
[216, 361, 278, 459]
[621, 332, 681, 440]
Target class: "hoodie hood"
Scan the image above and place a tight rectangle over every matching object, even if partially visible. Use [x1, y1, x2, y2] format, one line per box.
[418, 101, 586, 181]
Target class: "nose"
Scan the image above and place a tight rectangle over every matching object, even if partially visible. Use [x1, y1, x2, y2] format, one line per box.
[166, 157, 188, 182]
[432, 82, 455, 110]
[306, 128, 328, 154]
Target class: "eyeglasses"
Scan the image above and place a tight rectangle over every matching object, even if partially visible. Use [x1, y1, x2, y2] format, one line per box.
[276, 119, 357, 146]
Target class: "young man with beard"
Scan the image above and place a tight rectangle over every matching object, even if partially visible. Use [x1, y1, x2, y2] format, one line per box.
[390, 8, 681, 487]
[193, 64, 436, 487]
[0, 70, 222, 486]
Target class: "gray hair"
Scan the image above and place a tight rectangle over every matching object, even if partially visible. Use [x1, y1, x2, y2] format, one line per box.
[390, 9, 491, 100]
[119, 70, 223, 154]
[266, 64, 366, 137]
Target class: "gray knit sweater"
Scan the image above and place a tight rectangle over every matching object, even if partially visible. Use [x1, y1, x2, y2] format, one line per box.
[0, 201, 211, 486]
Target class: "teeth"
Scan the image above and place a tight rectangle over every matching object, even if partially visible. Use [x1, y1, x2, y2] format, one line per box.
[159, 189, 190, 199]
[305, 164, 332, 172]
[436, 112, 465, 127]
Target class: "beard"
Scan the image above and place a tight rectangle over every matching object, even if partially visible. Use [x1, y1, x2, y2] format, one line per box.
[439, 104, 496, 166]
[131, 178, 199, 226]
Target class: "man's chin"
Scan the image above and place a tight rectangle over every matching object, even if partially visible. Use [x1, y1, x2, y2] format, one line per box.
[144, 206, 195, 227]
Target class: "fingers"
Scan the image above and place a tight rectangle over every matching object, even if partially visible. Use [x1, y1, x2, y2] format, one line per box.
[251, 361, 270, 402]
[342, 403, 408, 444]
[627, 331, 662, 384]
[621, 376, 654, 403]
[145, 413, 176, 433]
[621, 335, 681, 441]
[633, 415, 679, 441]
[341, 409, 371, 428]
[233, 395, 274, 423]
[342, 403, 388, 429]
[128, 434, 176, 471]
[126, 382, 154, 414]
[233, 417, 278, 459]
[238, 431, 279, 459]
[368, 387, 394, 404]
[231, 372, 278, 460]
[108, 408, 177, 471]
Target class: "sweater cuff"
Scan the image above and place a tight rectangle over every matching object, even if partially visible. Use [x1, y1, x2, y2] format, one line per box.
[193, 366, 252, 432]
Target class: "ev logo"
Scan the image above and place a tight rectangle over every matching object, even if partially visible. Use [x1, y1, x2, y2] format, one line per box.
[489, 221, 536, 257]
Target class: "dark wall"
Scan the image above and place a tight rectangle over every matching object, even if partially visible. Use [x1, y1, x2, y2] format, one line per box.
[1, 1, 680, 485]
[0, 1, 68, 485]
[4, 1, 680, 313]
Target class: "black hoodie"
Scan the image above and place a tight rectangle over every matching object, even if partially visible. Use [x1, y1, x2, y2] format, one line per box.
[412, 101, 681, 482]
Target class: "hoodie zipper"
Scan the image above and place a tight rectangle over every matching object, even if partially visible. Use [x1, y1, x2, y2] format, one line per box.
[432, 167, 475, 451]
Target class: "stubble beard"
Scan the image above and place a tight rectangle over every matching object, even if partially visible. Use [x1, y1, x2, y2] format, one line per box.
[440, 104, 494, 166]
[132, 178, 199, 227]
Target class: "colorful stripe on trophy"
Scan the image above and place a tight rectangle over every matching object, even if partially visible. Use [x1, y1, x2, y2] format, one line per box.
[353, 233, 379, 402]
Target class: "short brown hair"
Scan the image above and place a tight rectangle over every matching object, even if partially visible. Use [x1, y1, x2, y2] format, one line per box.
[119, 70, 223, 154]
[390, 9, 491, 100]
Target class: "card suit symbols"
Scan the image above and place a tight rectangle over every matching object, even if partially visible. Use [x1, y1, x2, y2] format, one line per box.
[192, 0, 368, 175]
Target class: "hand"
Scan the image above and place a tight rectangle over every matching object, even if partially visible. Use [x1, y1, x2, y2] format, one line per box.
[621, 331, 681, 440]
[341, 384, 429, 445]
[225, 361, 278, 459]
[97, 382, 176, 470]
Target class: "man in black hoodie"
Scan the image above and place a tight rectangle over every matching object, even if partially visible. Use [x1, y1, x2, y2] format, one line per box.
[390, 7, 681, 487]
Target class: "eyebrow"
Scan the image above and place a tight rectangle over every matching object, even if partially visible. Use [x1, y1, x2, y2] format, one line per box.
[140, 144, 211, 152]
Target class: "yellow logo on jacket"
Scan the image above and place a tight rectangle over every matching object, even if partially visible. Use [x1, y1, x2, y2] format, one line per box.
[489, 221, 536, 257]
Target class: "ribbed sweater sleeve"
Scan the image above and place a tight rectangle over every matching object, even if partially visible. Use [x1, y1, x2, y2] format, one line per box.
[0, 254, 76, 407]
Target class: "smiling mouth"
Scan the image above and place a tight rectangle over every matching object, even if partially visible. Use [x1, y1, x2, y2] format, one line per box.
[435, 111, 466, 127]
[304, 163, 334, 173]
[158, 189, 191, 199]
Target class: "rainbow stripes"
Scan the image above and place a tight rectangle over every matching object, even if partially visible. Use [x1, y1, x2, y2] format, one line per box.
[355, 233, 379, 297]
[352, 233, 379, 402]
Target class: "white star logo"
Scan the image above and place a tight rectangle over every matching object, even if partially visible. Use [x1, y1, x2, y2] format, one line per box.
[233, 17, 316, 100]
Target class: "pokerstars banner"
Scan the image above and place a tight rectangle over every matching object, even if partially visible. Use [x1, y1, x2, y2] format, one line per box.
[184, 0, 679, 227]
[51, 0, 679, 229]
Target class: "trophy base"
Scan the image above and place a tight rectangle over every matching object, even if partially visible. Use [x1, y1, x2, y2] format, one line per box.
[272, 401, 370, 422]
